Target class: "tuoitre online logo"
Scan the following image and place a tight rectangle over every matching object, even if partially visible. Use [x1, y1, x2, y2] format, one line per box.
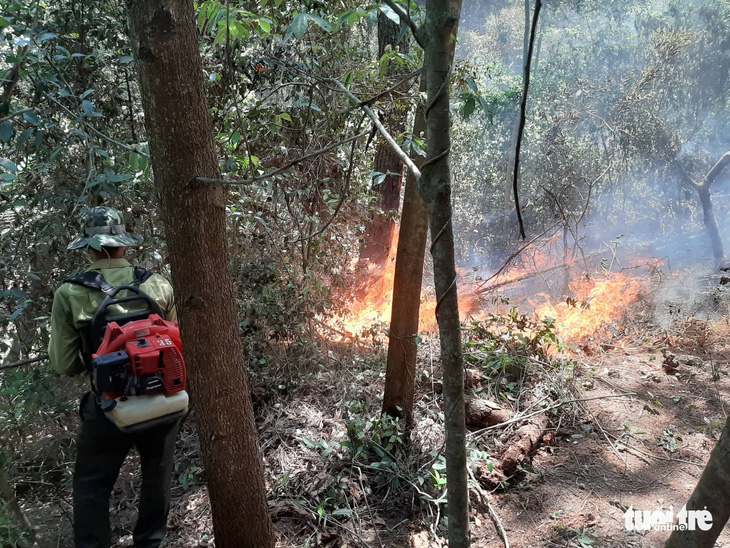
[624, 505, 713, 532]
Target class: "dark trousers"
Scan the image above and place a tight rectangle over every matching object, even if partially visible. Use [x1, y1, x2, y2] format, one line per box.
[73, 394, 180, 548]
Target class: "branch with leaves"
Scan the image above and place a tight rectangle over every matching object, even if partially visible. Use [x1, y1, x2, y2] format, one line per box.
[193, 130, 369, 185]
[323, 78, 422, 180]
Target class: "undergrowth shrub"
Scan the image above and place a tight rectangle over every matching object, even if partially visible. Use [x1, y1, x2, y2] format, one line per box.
[463, 307, 572, 402]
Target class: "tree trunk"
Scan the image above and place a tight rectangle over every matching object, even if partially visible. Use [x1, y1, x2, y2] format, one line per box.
[382, 77, 428, 429]
[697, 185, 724, 268]
[359, 13, 410, 266]
[698, 151, 730, 268]
[421, 1, 468, 546]
[125, 2, 274, 547]
[665, 416, 730, 548]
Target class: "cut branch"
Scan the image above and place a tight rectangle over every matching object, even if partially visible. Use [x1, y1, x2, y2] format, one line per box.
[703, 151, 730, 189]
[0, 354, 48, 371]
[324, 78, 423, 181]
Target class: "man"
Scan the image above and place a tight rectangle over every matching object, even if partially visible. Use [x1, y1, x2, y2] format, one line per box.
[49, 206, 179, 548]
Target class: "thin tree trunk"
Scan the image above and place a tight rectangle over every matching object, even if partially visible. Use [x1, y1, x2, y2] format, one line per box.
[360, 13, 410, 266]
[678, 152, 730, 268]
[699, 151, 730, 268]
[665, 416, 730, 548]
[125, 2, 274, 547]
[504, 0, 533, 225]
[383, 77, 428, 429]
[421, 1, 468, 546]
[697, 185, 724, 267]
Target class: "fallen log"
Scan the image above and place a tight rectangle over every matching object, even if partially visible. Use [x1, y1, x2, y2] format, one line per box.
[465, 398, 513, 429]
[476, 413, 549, 487]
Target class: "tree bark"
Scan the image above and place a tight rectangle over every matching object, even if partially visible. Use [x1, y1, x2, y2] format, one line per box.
[382, 77, 428, 429]
[697, 185, 724, 268]
[125, 2, 274, 547]
[360, 13, 410, 266]
[699, 151, 730, 268]
[676, 152, 729, 268]
[421, 1, 468, 546]
[665, 416, 730, 548]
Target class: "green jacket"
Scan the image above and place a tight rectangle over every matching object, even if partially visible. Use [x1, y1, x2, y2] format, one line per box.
[48, 258, 177, 376]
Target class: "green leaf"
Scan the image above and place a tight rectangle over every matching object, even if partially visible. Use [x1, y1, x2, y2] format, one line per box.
[378, 53, 390, 77]
[23, 111, 40, 126]
[0, 121, 12, 143]
[306, 14, 332, 33]
[106, 174, 134, 183]
[80, 89, 95, 99]
[338, 9, 356, 27]
[331, 508, 352, 517]
[232, 20, 249, 41]
[380, 5, 400, 24]
[284, 13, 309, 41]
[81, 100, 95, 115]
[0, 16, 11, 27]
[463, 95, 476, 118]
[49, 147, 63, 162]
[280, 112, 292, 122]
[0, 158, 18, 173]
[16, 128, 33, 149]
[466, 76, 478, 94]
[258, 18, 271, 34]
[119, 55, 134, 64]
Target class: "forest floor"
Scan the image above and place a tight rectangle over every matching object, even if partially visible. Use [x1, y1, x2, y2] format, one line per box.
[14, 299, 730, 548]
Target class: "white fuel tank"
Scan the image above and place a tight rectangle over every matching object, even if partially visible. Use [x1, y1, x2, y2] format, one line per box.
[107, 391, 189, 429]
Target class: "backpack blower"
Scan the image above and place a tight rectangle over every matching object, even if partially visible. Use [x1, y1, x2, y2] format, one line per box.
[65, 270, 188, 432]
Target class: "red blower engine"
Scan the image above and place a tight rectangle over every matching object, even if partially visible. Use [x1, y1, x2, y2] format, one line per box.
[92, 314, 186, 399]
[91, 315, 188, 431]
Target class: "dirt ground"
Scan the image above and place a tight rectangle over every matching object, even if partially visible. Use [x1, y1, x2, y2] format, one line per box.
[14, 311, 730, 548]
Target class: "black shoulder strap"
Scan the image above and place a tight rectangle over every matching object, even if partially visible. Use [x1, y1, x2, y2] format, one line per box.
[63, 267, 159, 373]
[133, 267, 154, 284]
[64, 267, 153, 293]
[64, 271, 116, 295]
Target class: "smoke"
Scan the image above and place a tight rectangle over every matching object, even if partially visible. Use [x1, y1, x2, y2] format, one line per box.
[443, 0, 730, 330]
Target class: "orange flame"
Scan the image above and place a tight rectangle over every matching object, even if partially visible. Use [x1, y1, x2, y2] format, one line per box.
[532, 273, 642, 342]
[328, 226, 652, 346]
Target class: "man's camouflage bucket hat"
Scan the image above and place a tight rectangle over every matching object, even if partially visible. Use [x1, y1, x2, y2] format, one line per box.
[67, 206, 143, 250]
